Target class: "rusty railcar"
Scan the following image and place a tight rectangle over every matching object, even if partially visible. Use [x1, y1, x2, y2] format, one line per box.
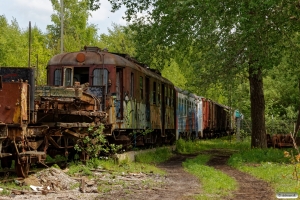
[45, 46, 176, 148]
[202, 99, 232, 138]
[0, 66, 108, 177]
[0, 67, 47, 177]
[0, 47, 176, 177]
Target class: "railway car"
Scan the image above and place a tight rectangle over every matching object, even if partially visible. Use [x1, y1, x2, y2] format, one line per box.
[44, 46, 175, 147]
[202, 100, 233, 138]
[175, 87, 202, 140]
[0, 46, 235, 178]
[175, 87, 233, 140]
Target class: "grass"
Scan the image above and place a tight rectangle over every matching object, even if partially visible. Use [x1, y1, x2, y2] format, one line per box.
[228, 147, 300, 194]
[0, 177, 30, 196]
[67, 147, 172, 177]
[176, 136, 250, 154]
[135, 147, 173, 164]
[176, 136, 300, 198]
[182, 154, 237, 199]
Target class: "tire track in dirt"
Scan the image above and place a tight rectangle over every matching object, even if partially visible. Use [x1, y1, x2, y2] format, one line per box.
[155, 154, 202, 200]
[205, 149, 276, 200]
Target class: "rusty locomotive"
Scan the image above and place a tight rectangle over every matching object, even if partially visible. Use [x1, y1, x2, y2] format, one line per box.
[0, 46, 233, 177]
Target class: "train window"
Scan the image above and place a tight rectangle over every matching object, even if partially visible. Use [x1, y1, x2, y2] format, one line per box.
[0, 75, 2, 90]
[158, 83, 161, 104]
[93, 69, 108, 87]
[140, 76, 143, 100]
[54, 69, 62, 86]
[153, 81, 156, 104]
[183, 99, 185, 113]
[130, 73, 134, 98]
[185, 99, 187, 115]
[64, 68, 73, 87]
[171, 89, 173, 106]
[165, 86, 168, 106]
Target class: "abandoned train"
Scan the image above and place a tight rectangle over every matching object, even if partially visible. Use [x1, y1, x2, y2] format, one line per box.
[0, 46, 234, 177]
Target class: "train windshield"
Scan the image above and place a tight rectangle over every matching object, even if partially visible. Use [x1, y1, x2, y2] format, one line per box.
[54, 69, 62, 86]
[93, 69, 108, 86]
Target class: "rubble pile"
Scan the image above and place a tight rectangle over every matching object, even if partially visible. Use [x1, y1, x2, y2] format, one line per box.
[35, 168, 78, 191]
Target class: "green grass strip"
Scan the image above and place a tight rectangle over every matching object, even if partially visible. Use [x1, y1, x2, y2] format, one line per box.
[183, 154, 237, 199]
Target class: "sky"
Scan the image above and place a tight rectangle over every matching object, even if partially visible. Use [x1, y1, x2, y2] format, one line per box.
[0, 0, 127, 34]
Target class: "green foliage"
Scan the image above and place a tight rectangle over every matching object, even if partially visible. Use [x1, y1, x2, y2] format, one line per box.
[183, 155, 237, 199]
[46, 154, 68, 163]
[51, 164, 61, 169]
[135, 147, 173, 164]
[129, 129, 153, 136]
[98, 24, 136, 56]
[74, 124, 122, 158]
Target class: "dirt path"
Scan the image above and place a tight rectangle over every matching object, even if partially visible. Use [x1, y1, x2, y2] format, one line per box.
[205, 149, 276, 200]
[0, 150, 277, 200]
[99, 153, 201, 200]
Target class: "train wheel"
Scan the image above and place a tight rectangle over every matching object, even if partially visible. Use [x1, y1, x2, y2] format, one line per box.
[15, 157, 30, 178]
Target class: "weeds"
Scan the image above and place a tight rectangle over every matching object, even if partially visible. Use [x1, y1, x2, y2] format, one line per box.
[74, 124, 122, 158]
[135, 147, 172, 164]
[0, 188, 11, 196]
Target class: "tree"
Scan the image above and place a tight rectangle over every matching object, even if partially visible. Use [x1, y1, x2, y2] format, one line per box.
[97, 23, 136, 55]
[88, 0, 300, 148]
[47, 0, 99, 53]
[0, 16, 28, 66]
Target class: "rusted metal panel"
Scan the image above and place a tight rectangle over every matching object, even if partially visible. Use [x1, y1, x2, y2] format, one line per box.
[0, 67, 35, 112]
[150, 104, 161, 129]
[21, 83, 28, 121]
[35, 86, 83, 98]
[202, 99, 210, 131]
[0, 82, 27, 124]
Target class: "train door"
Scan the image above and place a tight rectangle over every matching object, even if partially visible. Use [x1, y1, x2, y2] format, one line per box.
[161, 84, 166, 136]
[63, 67, 73, 87]
[145, 77, 150, 128]
[116, 67, 124, 119]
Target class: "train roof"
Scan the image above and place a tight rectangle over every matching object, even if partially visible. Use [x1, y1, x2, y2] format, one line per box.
[48, 46, 173, 85]
[175, 86, 203, 99]
[175, 86, 232, 109]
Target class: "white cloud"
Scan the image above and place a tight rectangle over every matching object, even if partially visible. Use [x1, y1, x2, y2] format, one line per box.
[0, 0, 126, 34]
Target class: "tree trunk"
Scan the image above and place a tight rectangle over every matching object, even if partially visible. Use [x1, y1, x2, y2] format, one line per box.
[248, 66, 267, 148]
[294, 79, 300, 135]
